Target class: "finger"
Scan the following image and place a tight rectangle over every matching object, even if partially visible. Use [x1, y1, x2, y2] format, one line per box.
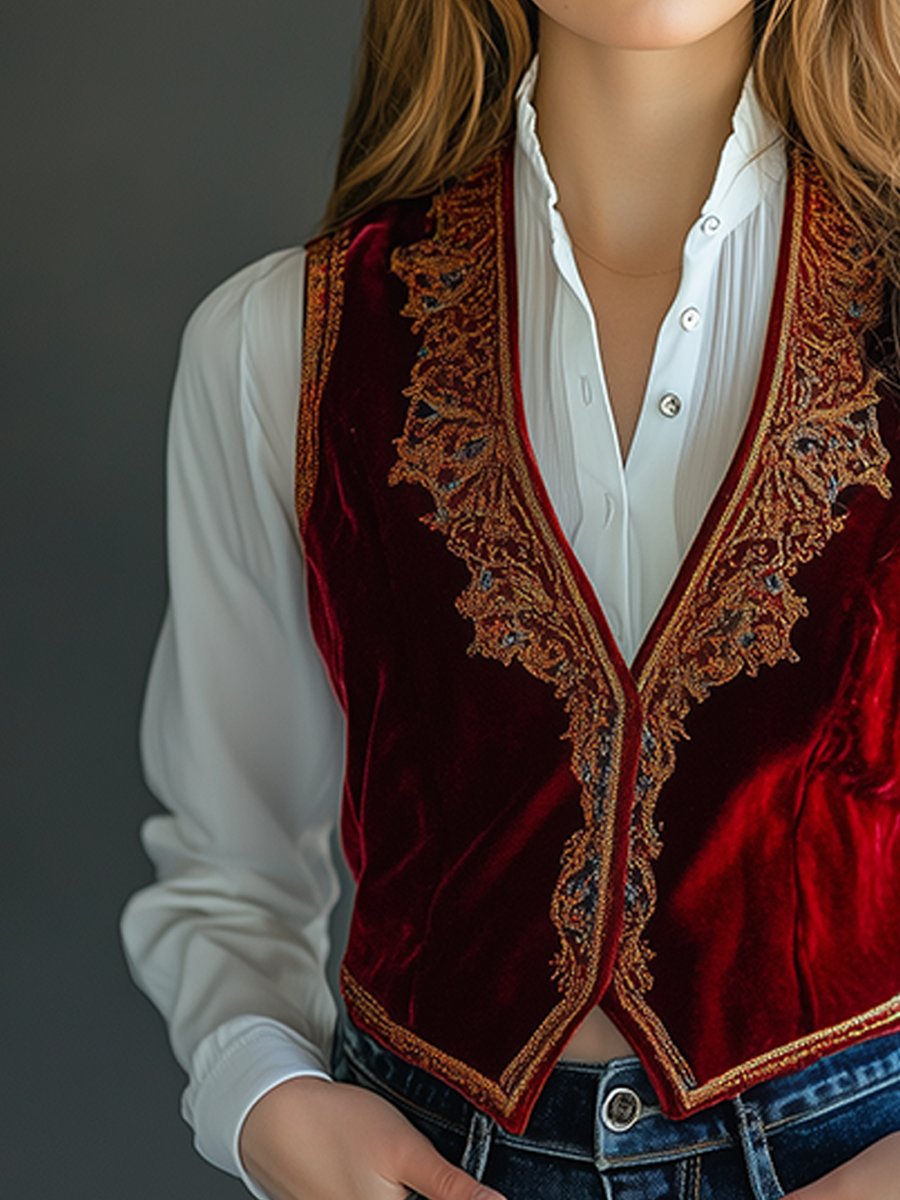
[400, 1139, 507, 1200]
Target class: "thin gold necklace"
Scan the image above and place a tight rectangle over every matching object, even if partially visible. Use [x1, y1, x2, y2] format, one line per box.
[567, 232, 682, 279]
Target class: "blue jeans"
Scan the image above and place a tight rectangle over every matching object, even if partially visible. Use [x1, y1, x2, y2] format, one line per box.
[330, 1005, 900, 1199]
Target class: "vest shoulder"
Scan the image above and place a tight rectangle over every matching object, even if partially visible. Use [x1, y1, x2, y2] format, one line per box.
[303, 189, 428, 259]
[303, 136, 516, 257]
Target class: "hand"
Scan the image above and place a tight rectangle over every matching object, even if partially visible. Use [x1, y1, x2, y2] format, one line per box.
[238, 1075, 509, 1200]
[782, 1130, 900, 1199]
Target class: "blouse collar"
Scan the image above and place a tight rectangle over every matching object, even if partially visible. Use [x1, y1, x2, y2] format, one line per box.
[513, 50, 787, 255]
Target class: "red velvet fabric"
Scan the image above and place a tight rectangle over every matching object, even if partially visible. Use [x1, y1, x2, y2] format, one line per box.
[297, 133, 900, 1132]
[604, 386, 900, 1095]
[301, 189, 635, 1099]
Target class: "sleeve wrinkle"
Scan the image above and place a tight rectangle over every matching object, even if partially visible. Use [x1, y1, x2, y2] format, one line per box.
[120, 246, 345, 1188]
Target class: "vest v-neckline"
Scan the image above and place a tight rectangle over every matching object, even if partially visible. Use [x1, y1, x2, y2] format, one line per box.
[384, 127, 891, 1103]
[389, 133, 888, 718]
[501, 135, 801, 699]
[493, 129, 889, 1031]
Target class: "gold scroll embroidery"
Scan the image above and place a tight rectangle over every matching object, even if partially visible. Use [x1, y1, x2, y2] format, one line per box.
[386, 142, 632, 1103]
[295, 225, 351, 533]
[612, 146, 894, 1094]
[388, 150, 628, 1003]
[346, 136, 897, 1122]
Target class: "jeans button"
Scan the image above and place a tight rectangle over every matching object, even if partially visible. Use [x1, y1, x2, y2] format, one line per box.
[601, 1086, 643, 1131]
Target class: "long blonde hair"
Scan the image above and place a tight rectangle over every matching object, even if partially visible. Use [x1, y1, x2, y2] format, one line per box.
[316, 0, 900, 372]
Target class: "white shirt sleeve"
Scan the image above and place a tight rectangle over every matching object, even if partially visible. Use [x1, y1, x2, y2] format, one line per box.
[118, 245, 347, 1200]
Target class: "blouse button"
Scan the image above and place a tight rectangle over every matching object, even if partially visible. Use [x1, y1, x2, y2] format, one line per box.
[700, 214, 721, 236]
[680, 306, 701, 332]
[658, 392, 682, 418]
[580, 375, 593, 406]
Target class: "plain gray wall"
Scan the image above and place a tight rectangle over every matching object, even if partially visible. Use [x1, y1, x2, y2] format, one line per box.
[5, 2, 362, 1195]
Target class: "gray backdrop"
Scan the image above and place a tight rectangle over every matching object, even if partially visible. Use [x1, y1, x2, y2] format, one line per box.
[5, 2, 363, 1194]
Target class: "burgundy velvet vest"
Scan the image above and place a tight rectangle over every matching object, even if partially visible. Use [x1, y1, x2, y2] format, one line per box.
[295, 133, 900, 1132]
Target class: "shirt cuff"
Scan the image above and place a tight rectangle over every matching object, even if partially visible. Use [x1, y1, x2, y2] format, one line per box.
[181, 1017, 336, 1200]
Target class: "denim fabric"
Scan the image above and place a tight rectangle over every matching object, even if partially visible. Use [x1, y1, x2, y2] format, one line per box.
[330, 1006, 900, 1199]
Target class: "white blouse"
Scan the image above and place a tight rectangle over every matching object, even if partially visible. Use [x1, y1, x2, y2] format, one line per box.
[119, 51, 787, 1200]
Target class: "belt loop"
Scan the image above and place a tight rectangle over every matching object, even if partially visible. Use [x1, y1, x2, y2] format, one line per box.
[731, 1094, 786, 1200]
[459, 1108, 495, 1182]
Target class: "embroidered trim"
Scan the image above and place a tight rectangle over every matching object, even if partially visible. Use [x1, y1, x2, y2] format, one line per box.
[340, 964, 509, 1113]
[612, 147, 893, 1095]
[681, 993, 900, 1107]
[387, 144, 631, 1099]
[295, 225, 351, 534]
[341, 137, 896, 1126]
[342, 961, 900, 1120]
[340, 957, 629, 1122]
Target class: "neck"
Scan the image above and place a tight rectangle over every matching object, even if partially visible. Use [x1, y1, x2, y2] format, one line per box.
[532, 8, 755, 271]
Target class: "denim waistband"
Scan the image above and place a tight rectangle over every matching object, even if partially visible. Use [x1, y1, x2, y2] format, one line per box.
[335, 1010, 900, 1165]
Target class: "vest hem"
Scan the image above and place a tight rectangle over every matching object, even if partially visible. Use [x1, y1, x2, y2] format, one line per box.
[342, 961, 900, 1131]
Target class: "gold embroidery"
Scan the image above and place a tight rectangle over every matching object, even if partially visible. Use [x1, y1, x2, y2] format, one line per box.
[341, 957, 624, 1122]
[611, 150, 893, 1066]
[680, 993, 900, 1107]
[337, 137, 899, 1127]
[295, 225, 351, 533]
[342, 959, 900, 1121]
[341, 963, 510, 1113]
[388, 146, 630, 1009]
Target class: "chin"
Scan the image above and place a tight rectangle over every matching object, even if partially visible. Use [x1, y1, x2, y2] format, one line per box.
[532, 0, 753, 51]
